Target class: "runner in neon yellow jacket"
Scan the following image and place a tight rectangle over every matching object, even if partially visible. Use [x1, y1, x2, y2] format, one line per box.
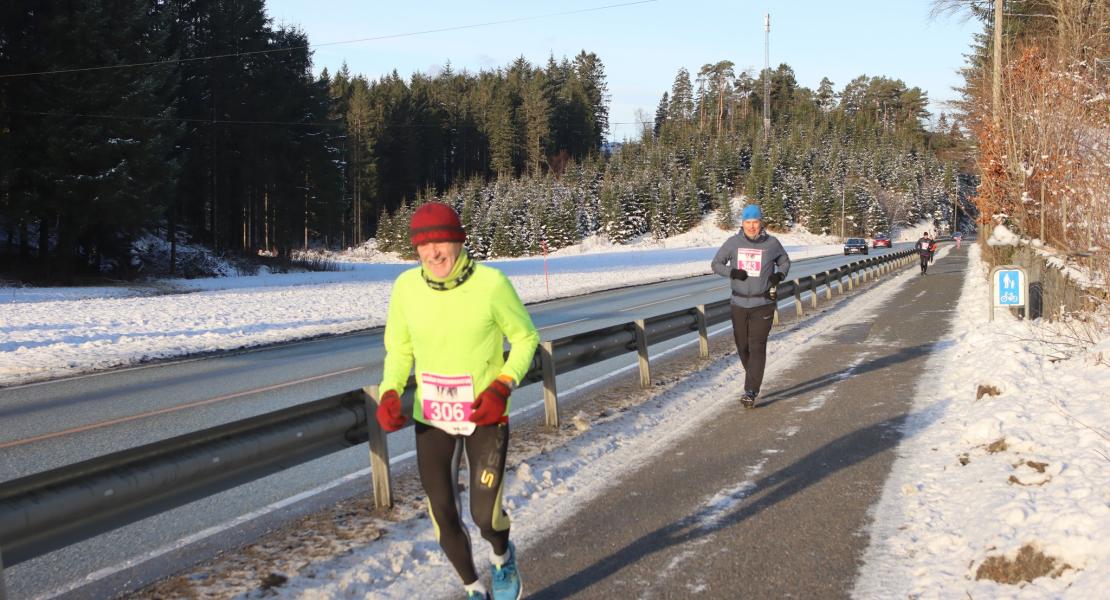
[379, 259, 539, 423]
[376, 201, 537, 600]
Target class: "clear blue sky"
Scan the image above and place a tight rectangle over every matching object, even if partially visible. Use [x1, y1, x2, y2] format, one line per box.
[265, 0, 982, 141]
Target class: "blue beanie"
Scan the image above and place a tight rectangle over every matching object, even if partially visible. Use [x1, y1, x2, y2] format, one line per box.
[741, 204, 763, 221]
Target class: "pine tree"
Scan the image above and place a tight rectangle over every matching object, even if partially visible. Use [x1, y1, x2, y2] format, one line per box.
[653, 92, 669, 138]
[574, 51, 609, 151]
[668, 68, 695, 123]
[816, 77, 837, 112]
[18, 0, 181, 275]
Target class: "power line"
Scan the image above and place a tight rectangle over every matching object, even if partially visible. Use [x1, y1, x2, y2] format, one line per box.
[2, 108, 346, 128]
[0, 108, 645, 130]
[0, 1, 657, 79]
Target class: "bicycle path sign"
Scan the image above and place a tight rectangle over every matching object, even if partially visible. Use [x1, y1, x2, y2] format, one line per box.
[989, 265, 1028, 321]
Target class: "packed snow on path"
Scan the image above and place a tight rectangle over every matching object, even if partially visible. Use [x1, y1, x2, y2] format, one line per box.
[0, 216, 846, 387]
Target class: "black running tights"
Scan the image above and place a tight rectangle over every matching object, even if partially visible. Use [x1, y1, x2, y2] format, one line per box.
[730, 303, 776, 394]
[415, 421, 511, 584]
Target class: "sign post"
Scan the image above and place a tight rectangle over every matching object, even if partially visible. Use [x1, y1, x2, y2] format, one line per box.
[989, 265, 1028, 321]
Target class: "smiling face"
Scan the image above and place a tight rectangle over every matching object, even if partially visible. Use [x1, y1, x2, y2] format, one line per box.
[742, 218, 762, 239]
[417, 241, 463, 279]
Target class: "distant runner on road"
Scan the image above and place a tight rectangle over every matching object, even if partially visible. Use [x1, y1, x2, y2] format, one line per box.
[916, 231, 934, 275]
[377, 202, 539, 600]
[711, 203, 791, 408]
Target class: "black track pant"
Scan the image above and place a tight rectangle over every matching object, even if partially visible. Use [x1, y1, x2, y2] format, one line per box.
[415, 421, 511, 585]
[730, 303, 776, 394]
[919, 252, 931, 273]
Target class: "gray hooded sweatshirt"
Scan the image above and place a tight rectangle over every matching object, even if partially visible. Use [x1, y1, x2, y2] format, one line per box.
[711, 231, 791, 308]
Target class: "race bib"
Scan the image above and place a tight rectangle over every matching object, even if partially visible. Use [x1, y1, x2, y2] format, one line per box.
[736, 248, 763, 277]
[420, 372, 476, 436]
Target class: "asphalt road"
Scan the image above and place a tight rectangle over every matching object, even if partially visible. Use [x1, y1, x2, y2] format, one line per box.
[0, 244, 911, 599]
[520, 244, 967, 598]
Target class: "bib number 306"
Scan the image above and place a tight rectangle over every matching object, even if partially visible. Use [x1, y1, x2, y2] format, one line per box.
[420, 372, 476, 436]
[424, 400, 467, 422]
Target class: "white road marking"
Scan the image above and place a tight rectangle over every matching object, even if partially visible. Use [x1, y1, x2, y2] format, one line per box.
[0, 366, 366, 450]
[537, 318, 589, 331]
[619, 294, 693, 312]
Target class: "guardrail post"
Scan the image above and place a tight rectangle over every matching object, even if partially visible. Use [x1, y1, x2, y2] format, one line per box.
[633, 319, 651, 388]
[810, 278, 819, 309]
[1, 546, 7, 600]
[823, 271, 834, 300]
[793, 287, 804, 318]
[695, 305, 709, 358]
[540, 341, 559, 428]
[363, 385, 393, 509]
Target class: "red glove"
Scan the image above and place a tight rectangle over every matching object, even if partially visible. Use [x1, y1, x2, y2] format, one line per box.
[376, 389, 407, 432]
[469, 377, 512, 426]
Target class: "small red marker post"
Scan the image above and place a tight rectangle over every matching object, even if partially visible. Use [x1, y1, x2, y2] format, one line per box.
[541, 239, 550, 296]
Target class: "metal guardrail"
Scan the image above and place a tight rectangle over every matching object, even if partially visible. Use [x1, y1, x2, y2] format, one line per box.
[0, 249, 915, 587]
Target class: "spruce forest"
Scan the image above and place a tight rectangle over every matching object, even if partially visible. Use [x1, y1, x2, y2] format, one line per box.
[0, 1, 968, 280]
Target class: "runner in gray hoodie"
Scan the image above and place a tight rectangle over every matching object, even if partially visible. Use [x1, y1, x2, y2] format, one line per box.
[711, 203, 791, 408]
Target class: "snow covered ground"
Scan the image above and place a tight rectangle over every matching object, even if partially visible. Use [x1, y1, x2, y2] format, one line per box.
[0, 216, 846, 387]
[854, 243, 1110, 599]
[5, 216, 1107, 598]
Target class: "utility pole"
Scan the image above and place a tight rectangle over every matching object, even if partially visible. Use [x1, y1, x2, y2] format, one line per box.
[954, 186, 960, 235]
[763, 13, 771, 142]
[841, 180, 847, 241]
[717, 71, 725, 137]
[993, 0, 1003, 127]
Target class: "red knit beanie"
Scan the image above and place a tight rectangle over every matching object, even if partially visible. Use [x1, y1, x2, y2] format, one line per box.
[409, 202, 466, 246]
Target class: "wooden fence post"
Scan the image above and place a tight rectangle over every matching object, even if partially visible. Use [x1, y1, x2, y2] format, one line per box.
[540, 341, 559, 428]
[634, 320, 651, 388]
[1, 546, 8, 600]
[363, 385, 393, 509]
[695, 305, 709, 358]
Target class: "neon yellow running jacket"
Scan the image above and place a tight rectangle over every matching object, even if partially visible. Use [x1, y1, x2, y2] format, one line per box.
[379, 263, 539, 424]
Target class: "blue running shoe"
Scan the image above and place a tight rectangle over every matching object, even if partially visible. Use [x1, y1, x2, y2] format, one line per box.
[491, 542, 522, 600]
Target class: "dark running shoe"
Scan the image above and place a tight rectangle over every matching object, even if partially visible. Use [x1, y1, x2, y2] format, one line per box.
[741, 390, 757, 409]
